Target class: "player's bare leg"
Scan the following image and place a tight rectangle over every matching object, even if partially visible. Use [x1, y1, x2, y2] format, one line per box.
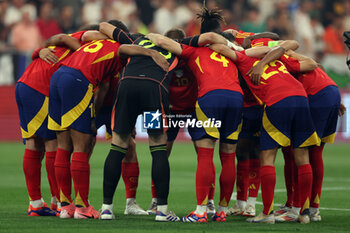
[70, 128, 99, 219]
[44, 139, 60, 212]
[122, 138, 147, 215]
[247, 148, 277, 224]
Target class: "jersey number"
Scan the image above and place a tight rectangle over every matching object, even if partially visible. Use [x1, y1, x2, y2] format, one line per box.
[175, 77, 189, 87]
[79, 39, 116, 53]
[138, 39, 172, 59]
[210, 52, 229, 67]
[251, 60, 289, 80]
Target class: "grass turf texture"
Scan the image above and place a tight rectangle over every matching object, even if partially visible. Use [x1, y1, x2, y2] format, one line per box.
[0, 142, 349, 233]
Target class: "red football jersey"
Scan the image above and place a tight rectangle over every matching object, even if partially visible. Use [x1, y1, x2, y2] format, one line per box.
[297, 68, 337, 95]
[235, 30, 255, 46]
[280, 56, 337, 95]
[169, 60, 198, 113]
[62, 39, 124, 87]
[251, 38, 274, 47]
[180, 45, 242, 97]
[234, 51, 306, 106]
[242, 83, 260, 107]
[18, 31, 86, 96]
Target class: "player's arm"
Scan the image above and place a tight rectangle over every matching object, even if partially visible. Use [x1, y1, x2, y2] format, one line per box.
[99, 22, 134, 44]
[81, 30, 108, 42]
[32, 47, 59, 64]
[285, 50, 317, 72]
[118, 44, 169, 71]
[145, 33, 183, 55]
[242, 32, 280, 49]
[246, 40, 300, 84]
[44, 34, 81, 51]
[209, 44, 238, 61]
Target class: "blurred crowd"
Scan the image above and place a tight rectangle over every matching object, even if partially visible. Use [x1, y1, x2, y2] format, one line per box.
[0, 0, 349, 85]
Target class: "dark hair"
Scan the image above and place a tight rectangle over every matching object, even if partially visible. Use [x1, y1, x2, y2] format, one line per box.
[165, 28, 186, 40]
[78, 24, 99, 31]
[220, 32, 235, 42]
[197, 1, 225, 34]
[108, 19, 129, 33]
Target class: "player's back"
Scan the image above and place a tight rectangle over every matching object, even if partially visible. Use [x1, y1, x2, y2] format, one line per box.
[280, 55, 337, 95]
[18, 31, 86, 96]
[169, 60, 198, 114]
[122, 36, 178, 91]
[234, 51, 306, 106]
[181, 45, 242, 97]
[62, 39, 123, 86]
[297, 67, 337, 95]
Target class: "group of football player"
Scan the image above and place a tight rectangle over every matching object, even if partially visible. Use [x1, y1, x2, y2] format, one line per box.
[15, 5, 345, 224]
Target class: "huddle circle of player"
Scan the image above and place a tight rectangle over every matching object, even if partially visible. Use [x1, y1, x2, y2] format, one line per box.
[15, 4, 345, 224]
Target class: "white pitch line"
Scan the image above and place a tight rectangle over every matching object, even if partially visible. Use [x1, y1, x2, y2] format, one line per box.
[255, 201, 350, 212]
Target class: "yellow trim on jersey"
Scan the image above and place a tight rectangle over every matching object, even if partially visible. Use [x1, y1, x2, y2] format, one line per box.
[252, 42, 264, 48]
[48, 116, 66, 131]
[226, 120, 243, 140]
[21, 97, 49, 139]
[262, 110, 291, 147]
[61, 84, 93, 129]
[91, 51, 115, 64]
[195, 101, 219, 139]
[58, 49, 71, 62]
[195, 56, 204, 74]
[321, 133, 335, 144]
[299, 131, 321, 147]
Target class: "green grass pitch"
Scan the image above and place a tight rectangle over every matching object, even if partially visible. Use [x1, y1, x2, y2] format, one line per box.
[0, 142, 350, 233]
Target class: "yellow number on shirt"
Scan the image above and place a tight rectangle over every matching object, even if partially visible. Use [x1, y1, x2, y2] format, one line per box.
[89, 103, 95, 118]
[251, 60, 288, 80]
[210, 52, 229, 67]
[83, 41, 104, 53]
[175, 77, 189, 87]
[138, 39, 172, 60]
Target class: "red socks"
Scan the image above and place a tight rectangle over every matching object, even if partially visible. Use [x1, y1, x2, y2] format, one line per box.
[122, 162, 139, 198]
[196, 147, 215, 205]
[282, 146, 294, 207]
[45, 151, 59, 201]
[71, 152, 90, 207]
[248, 158, 260, 198]
[208, 161, 216, 201]
[23, 149, 42, 201]
[236, 160, 249, 201]
[54, 148, 72, 204]
[298, 164, 313, 213]
[219, 151, 235, 206]
[309, 146, 324, 208]
[260, 165, 275, 215]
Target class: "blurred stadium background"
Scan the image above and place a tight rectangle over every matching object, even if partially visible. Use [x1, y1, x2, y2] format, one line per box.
[0, 0, 350, 142]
